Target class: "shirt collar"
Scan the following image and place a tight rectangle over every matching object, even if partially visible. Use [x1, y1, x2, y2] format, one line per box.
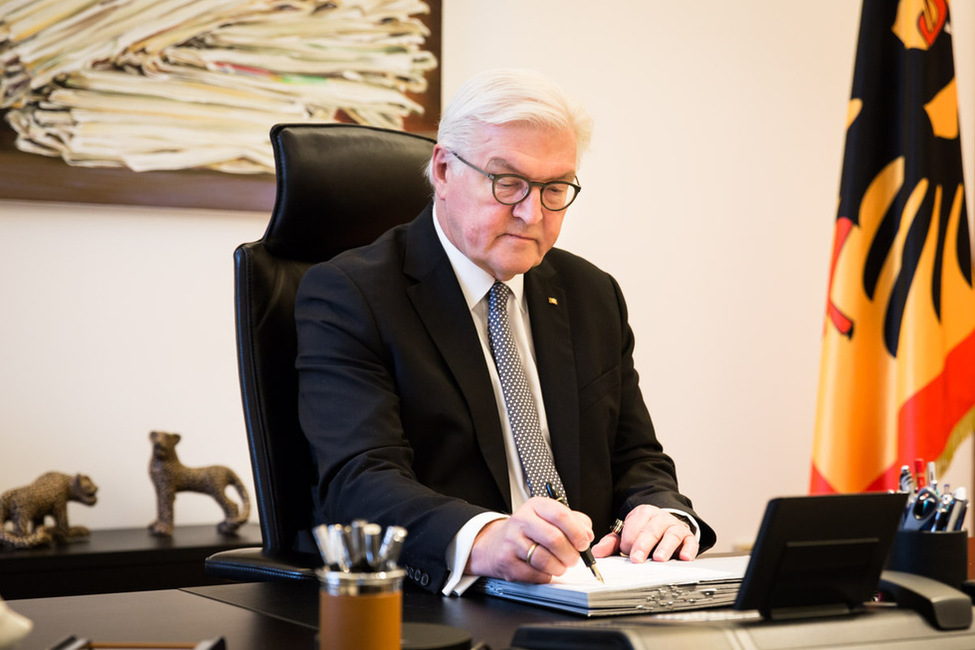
[432, 204, 525, 309]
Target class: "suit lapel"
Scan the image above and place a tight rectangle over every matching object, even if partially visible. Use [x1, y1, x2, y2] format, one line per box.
[525, 261, 582, 507]
[403, 208, 512, 508]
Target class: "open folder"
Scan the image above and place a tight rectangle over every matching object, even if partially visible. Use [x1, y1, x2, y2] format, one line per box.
[478, 555, 749, 616]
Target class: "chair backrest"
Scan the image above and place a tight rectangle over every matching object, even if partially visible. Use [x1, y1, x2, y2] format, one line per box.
[235, 123, 436, 560]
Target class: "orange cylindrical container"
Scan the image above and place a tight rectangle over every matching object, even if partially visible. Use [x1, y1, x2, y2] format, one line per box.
[317, 568, 405, 650]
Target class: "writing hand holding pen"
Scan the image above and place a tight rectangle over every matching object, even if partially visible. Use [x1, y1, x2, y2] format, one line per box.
[465, 497, 596, 584]
[544, 483, 604, 583]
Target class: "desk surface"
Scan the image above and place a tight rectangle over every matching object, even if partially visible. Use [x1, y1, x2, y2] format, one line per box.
[8, 582, 559, 650]
[9, 578, 975, 650]
[183, 580, 975, 650]
[185, 580, 578, 649]
[9, 588, 314, 650]
[6, 580, 574, 650]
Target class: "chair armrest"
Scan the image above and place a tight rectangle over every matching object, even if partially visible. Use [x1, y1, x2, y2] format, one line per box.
[204, 547, 317, 582]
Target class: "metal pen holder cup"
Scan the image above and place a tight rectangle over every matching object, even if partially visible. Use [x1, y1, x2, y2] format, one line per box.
[886, 529, 967, 589]
[317, 568, 406, 650]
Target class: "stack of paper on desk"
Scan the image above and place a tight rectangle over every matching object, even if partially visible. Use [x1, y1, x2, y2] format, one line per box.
[479, 555, 749, 616]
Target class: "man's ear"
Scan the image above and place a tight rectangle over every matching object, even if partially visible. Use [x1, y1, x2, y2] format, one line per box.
[430, 144, 452, 197]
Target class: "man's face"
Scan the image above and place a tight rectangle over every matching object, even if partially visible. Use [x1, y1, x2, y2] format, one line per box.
[431, 122, 578, 281]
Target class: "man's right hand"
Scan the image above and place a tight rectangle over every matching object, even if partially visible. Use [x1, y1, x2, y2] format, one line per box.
[465, 497, 594, 583]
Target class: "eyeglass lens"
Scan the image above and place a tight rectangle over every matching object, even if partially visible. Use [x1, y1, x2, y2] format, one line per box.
[493, 176, 578, 210]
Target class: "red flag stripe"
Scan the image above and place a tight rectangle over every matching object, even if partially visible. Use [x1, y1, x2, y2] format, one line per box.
[897, 328, 975, 463]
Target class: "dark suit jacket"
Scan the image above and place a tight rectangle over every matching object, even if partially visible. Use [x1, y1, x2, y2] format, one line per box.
[296, 205, 715, 592]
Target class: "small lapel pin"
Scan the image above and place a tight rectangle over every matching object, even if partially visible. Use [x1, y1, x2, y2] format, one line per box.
[548, 297, 558, 305]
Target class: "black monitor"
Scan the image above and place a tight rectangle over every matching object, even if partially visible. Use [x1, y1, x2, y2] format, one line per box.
[733, 492, 908, 620]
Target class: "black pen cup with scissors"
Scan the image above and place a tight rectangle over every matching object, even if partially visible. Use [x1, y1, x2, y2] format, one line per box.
[887, 476, 968, 588]
[887, 462, 968, 588]
[886, 529, 967, 589]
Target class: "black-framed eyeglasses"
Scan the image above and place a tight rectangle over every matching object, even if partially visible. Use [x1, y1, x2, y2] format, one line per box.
[448, 150, 581, 211]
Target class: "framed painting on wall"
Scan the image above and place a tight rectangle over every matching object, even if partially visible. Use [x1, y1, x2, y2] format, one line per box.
[0, 0, 441, 212]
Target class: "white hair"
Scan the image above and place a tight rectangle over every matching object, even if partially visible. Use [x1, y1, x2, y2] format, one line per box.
[425, 68, 593, 183]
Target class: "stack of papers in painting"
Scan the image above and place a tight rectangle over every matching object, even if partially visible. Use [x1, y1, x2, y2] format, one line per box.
[0, 0, 437, 173]
[479, 555, 750, 617]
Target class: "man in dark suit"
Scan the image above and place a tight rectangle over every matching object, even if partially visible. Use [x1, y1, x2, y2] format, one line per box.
[296, 69, 715, 594]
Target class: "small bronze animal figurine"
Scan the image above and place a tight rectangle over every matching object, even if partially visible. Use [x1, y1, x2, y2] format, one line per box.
[0, 471, 98, 549]
[148, 431, 251, 537]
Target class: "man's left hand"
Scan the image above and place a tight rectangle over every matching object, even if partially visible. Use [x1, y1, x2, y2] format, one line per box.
[590, 504, 698, 562]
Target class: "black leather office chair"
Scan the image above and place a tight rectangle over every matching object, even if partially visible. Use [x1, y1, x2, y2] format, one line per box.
[205, 123, 436, 581]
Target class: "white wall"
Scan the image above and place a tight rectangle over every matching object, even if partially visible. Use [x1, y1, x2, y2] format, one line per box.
[0, 205, 267, 531]
[0, 1, 972, 553]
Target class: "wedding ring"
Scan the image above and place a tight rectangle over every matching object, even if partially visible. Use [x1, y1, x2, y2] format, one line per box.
[525, 542, 538, 565]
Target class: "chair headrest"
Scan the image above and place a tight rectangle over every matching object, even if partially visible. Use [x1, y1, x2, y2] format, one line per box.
[262, 123, 436, 262]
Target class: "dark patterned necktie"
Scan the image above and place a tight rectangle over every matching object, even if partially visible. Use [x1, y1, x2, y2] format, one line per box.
[487, 281, 566, 499]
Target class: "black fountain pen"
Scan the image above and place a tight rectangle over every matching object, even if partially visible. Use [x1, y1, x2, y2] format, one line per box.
[545, 482, 604, 583]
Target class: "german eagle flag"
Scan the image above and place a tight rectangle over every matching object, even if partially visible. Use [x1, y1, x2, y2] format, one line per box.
[811, 0, 975, 494]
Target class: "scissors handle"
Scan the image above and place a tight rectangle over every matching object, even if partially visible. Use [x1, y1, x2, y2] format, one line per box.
[901, 487, 940, 531]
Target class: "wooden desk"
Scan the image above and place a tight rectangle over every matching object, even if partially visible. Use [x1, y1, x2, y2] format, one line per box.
[7, 581, 585, 650]
[8, 588, 314, 650]
[186, 580, 578, 650]
[0, 524, 262, 599]
[10, 580, 975, 650]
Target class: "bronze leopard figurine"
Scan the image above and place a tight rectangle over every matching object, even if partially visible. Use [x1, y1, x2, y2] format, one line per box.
[148, 431, 250, 536]
[0, 472, 98, 549]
